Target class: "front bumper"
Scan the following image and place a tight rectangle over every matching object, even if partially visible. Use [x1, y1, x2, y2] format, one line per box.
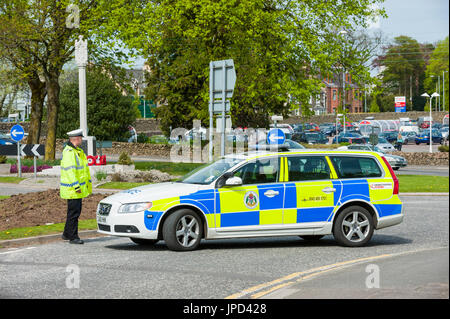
[96, 201, 158, 239]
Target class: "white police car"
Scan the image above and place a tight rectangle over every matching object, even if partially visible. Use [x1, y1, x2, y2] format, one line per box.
[97, 150, 403, 251]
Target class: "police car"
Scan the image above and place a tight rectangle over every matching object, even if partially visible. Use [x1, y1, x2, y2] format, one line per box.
[96, 150, 404, 251]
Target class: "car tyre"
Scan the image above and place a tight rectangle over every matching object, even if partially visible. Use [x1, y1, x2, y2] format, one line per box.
[163, 209, 203, 251]
[333, 206, 374, 247]
[130, 238, 158, 246]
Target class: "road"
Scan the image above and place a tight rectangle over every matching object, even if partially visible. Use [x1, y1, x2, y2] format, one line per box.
[0, 195, 447, 299]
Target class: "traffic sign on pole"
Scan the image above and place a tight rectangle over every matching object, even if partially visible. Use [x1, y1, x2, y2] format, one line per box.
[267, 128, 286, 145]
[10, 124, 25, 142]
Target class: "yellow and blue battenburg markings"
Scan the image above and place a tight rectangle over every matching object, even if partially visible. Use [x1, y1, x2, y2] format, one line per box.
[142, 153, 403, 232]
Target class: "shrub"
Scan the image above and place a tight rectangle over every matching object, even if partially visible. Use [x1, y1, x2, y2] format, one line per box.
[438, 145, 449, 152]
[117, 152, 133, 165]
[111, 173, 125, 182]
[95, 170, 108, 181]
[137, 133, 150, 143]
[0, 155, 7, 164]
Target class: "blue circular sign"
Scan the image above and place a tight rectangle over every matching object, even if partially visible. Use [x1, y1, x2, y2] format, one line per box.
[10, 124, 25, 142]
[267, 128, 286, 145]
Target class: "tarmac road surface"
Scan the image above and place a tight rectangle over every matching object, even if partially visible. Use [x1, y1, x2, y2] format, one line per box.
[0, 195, 447, 299]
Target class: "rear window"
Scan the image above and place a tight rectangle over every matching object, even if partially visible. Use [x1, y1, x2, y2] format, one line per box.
[330, 156, 382, 179]
[287, 156, 330, 181]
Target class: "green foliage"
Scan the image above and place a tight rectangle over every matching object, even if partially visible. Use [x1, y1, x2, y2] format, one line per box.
[57, 69, 137, 141]
[369, 96, 380, 113]
[376, 36, 428, 111]
[438, 145, 449, 153]
[137, 133, 150, 143]
[0, 155, 7, 164]
[424, 37, 449, 111]
[117, 152, 133, 165]
[94, 170, 108, 181]
[93, 0, 384, 134]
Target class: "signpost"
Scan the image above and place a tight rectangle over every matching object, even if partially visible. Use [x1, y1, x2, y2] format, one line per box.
[10, 125, 24, 177]
[209, 59, 236, 161]
[395, 96, 406, 113]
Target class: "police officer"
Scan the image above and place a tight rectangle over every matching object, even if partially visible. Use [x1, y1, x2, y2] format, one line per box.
[60, 129, 92, 244]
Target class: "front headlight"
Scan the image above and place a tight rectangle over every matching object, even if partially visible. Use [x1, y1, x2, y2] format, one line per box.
[119, 202, 152, 214]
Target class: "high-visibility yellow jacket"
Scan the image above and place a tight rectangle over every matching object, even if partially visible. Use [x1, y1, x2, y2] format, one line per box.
[60, 143, 92, 199]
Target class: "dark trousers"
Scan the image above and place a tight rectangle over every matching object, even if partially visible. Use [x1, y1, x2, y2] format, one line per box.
[63, 198, 82, 240]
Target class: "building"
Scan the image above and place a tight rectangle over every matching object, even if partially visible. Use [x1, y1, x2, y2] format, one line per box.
[323, 73, 363, 114]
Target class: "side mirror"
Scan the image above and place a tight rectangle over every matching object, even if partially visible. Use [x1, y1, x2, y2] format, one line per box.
[225, 176, 243, 186]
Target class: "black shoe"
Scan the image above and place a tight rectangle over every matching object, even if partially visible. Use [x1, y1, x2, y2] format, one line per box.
[69, 238, 84, 244]
[62, 234, 70, 241]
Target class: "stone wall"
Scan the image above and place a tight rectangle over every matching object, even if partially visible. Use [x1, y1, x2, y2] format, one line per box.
[391, 151, 449, 166]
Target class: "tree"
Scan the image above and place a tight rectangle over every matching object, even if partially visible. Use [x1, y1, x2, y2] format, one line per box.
[93, 0, 385, 135]
[424, 37, 449, 111]
[57, 69, 138, 141]
[0, 1, 126, 159]
[374, 35, 429, 111]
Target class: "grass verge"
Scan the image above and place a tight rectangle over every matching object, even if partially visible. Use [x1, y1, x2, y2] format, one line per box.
[0, 219, 97, 241]
[397, 175, 449, 193]
[0, 176, 25, 184]
[134, 161, 203, 176]
[97, 182, 149, 190]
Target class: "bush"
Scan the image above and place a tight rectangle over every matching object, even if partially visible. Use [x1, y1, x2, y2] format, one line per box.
[0, 155, 7, 164]
[117, 152, 133, 165]
[95, 170, 108, 181]
[10, 165, 52, 173]
[438, 145, 449, 152]
[111, 172, 125, 182]
[137, 133, 150, 143]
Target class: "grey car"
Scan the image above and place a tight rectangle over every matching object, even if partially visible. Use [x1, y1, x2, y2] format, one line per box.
[338, 144, 407, 170]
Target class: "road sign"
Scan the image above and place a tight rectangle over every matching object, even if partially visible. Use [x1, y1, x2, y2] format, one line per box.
[0, 144, 45, 156]
[210, 101, 231, 114]
[210, 59, 236, 101]
[267, 128, 286, 145]
[10, 124, 25, 142]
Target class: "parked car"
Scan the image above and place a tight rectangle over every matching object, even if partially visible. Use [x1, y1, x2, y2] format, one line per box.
[415, 129, 443, 145]
[362, 136, 395, 152]
[0, 133, 17, 145]
[440, 126, 449, 140]
[292, 132, 328, 144]
[284, 139, 306, 150]
[319, 123, 336, 136]
[337, 144, 407, 170]
[400, 131, 417, 145]
[269, 124, 294, 139]
[379, 131, 398, 143]
[332, 132, 363, 144]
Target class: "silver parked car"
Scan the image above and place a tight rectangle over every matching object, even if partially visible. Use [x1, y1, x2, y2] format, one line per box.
[337, 144, 407, 170]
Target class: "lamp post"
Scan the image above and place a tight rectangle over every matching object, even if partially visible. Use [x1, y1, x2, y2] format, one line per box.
[421, 92, 440, 153]
[75, 36, 88, 138]
[444, 71, 448, 111]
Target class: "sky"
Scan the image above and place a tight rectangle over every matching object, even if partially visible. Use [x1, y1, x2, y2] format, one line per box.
[374, 0, 449, 44]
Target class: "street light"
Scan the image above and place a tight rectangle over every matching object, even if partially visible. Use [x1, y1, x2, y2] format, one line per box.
[421, 92, 440, 153]
[430, 75, 440, 111]
[444, 71, 448, 111]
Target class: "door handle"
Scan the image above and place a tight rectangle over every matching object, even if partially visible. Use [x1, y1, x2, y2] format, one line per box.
[264, 190, 279, 198]
[322, 187, 336, 194]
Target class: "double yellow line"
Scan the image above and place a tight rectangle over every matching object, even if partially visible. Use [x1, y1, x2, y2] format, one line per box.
[225, 253, 394, 299]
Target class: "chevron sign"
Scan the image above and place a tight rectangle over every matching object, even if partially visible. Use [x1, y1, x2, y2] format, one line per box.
[0, 144, 45, 157]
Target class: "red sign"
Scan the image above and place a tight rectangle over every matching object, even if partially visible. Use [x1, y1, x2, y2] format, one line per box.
[87, 155, 107, 166]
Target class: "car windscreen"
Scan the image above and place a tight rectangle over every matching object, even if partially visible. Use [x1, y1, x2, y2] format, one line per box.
[179, 158, 244, 185]
[305, 133, 321, 140]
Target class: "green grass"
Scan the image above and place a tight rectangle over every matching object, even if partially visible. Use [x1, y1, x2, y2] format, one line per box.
[0, 176, 26, 184]
[0, 195, 10, 200]
[398, 175, 449, 193]
[134, 161, 203, 176]
[0, 219, 97, 241]
[97, 182, 149, 190]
